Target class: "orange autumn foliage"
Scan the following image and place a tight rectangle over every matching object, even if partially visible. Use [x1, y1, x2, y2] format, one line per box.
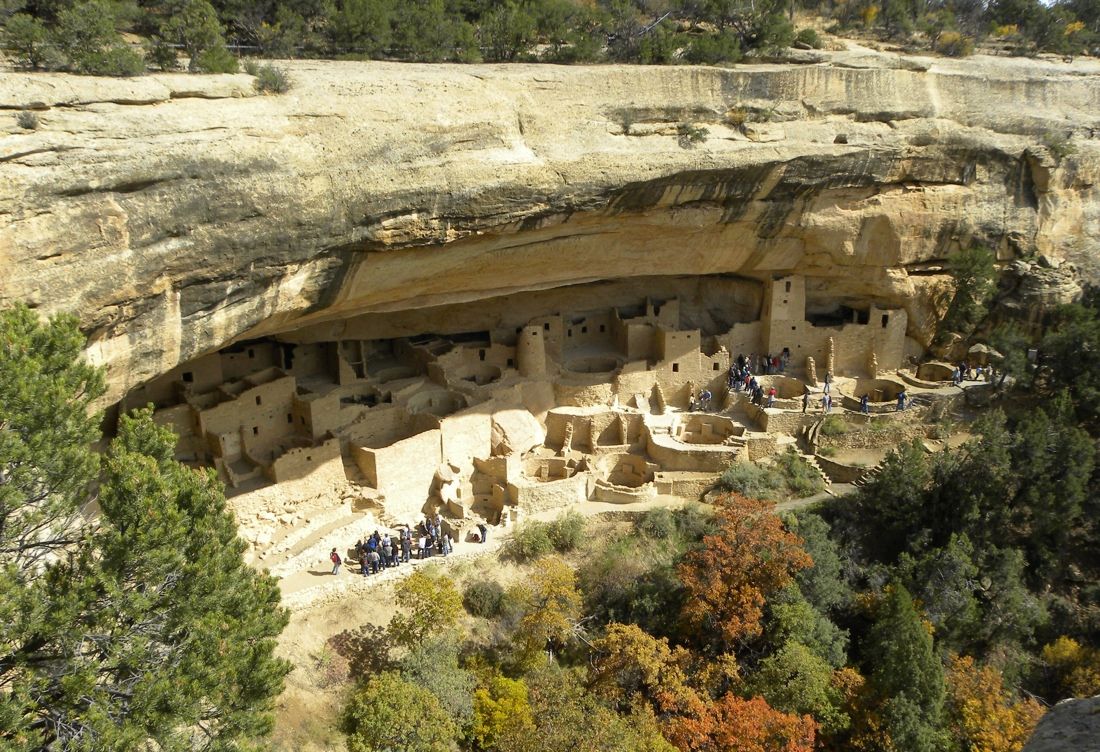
[947, 655, 1045, 752]
[678, 494, 813, 649]
[667, 694, 816, 752]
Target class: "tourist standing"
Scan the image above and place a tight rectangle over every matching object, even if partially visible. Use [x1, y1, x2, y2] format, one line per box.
[330, 548, 341, 575]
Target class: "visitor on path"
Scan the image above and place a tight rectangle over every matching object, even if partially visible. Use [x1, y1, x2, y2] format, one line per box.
[478, 522, 489, 544]
[700, 389, 712, 411]
[442, 534, 452, 556]
[330, 548, 341, 575]
[822, 393, 832, 413]
[401, 529, 412, 562]
[369, 549, 381, 574]
[897, 389, 908, 411]
[418, 533, 428, 559]
[381, 536, 393, 568]
[860, 394, 869, 414]
[766, 387, 776, 408]
[802, 391, 810, 413]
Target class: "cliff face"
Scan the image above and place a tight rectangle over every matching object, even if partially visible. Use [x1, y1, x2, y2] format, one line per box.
[1023, 696, 1100, 752]
[2, 47, 1099, 403]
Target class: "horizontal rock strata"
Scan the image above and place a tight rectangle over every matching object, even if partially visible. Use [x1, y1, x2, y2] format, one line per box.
[1, 47, 1098, 403]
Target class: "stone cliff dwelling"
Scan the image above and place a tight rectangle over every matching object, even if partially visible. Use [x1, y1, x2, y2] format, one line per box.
[118, 271, 958, 566]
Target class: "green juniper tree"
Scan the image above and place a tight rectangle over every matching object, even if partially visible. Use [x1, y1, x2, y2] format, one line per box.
[51, 0, 146, 75]
[161, 0, 236, 72]
[938, 246, 997, 345]
[0, 305, 289, 750]
[2, 13, 51, 68]
[865, 584, 947, 752]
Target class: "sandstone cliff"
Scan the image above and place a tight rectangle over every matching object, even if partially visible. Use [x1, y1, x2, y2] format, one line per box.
[1023, 695, 1100, 752]
[2, 46, 1098, 403]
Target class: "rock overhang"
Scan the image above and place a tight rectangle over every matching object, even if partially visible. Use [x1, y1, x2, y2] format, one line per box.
[1, 50, 1098, 405]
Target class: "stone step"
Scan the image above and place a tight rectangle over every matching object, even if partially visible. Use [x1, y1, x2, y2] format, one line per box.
[261, 503, 353, 562]
[267, 513, 381, 578]
[798, 452, 832, 487]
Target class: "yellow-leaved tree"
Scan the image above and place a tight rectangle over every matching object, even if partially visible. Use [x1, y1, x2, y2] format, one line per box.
[387, 568, 463, 650]
[1040, 636, 1100, 700]
[471, 674, 535, 750]
[946, 655, 1045, 752]
[513, 556, 582, 665]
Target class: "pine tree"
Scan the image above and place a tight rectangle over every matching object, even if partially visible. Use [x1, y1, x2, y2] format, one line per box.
[864, 584, 947, 752]
[0, 306, 289, 749]
[161, 0, 236, 72]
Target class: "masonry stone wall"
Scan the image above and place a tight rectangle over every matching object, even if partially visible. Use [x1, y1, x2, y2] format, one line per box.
[269, 437, 342, 483]
[508, 474, 588, 512]
[353, 429, 442, 522]
[221, 343, 279, 382]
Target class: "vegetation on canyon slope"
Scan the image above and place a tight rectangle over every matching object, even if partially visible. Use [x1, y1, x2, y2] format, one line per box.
[2, 0, 1097, 77]
[336, 427, 1100, 752]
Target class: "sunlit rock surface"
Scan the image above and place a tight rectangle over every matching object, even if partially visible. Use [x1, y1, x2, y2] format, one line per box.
[2, 47, 1098, 403]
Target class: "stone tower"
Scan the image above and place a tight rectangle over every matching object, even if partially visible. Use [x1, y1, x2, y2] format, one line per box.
[516, 326, 546, 377]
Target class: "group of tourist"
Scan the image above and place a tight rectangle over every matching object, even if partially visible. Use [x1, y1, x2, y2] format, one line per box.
[727, 351, 790, 391]
[689, 349, 924, 421]
[688, 388, 713, 411]
[952, 361, 995, 385]
[328, 515, 493, 575]
[750, 351, 790, 375]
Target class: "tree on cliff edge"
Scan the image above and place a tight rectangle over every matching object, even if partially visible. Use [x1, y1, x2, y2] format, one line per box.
[0, 304, 289, 750]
